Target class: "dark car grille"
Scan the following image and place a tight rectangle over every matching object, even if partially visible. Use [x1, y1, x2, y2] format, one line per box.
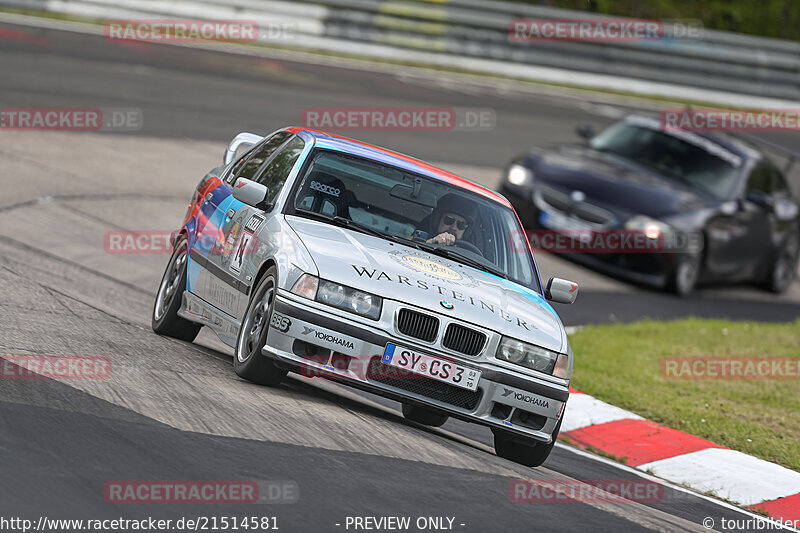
[366, 358, 482, 410]
[396, 308, 439, 342]
[536, 186, 615, 227]
[442, 323, 486, 356]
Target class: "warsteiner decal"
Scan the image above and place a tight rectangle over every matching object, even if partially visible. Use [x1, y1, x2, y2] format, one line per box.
[351, 264, 535, 330]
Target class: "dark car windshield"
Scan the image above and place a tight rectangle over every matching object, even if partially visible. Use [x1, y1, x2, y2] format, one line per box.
[289, 150, 540, 291]
[590, 119, 741, 198]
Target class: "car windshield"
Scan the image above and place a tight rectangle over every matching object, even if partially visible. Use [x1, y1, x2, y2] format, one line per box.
[590, 119, 741, 198]
[290, 149, 540, 291]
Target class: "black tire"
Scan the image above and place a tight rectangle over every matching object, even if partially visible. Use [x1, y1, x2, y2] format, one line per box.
[666, 253, 701, 296]
[763, 236, 799, 294]
[152, 236, 202, 342]
[493, 419, 561, 468]
[233, 267, 287, 386]
[401, 404, 448, 427]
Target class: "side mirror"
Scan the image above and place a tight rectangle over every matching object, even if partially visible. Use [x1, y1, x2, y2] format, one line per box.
[223, 132, 264, 165]
[233, 178, 269, 209]
[774, 198, 799, 221]
[576, 124, 595, 140]
[545, 277, 579, 304]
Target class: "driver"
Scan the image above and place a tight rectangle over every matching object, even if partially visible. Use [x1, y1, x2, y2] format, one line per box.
[421, 193, 476, 246]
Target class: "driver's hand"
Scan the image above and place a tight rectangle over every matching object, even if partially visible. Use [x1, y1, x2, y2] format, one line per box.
[426, 232, 456, 245]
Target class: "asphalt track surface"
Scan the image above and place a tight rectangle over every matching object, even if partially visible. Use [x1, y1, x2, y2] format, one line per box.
[1, 19, 798, 533]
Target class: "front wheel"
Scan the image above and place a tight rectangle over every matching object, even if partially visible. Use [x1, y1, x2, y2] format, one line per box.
[152, 236, 201, 342]
[233, 267, 287, 386]
[667, 253, 701, 297]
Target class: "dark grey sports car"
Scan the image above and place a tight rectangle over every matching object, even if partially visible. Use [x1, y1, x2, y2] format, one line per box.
[500, 115, 800, 295]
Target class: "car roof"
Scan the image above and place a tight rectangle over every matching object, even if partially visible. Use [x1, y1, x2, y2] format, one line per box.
[285, 127, 511, 207]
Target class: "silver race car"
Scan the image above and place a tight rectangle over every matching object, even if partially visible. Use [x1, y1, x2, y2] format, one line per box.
[152, 127, 579, 467]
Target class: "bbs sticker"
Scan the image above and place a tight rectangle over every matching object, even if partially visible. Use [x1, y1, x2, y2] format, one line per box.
[269, 312, 291, 333]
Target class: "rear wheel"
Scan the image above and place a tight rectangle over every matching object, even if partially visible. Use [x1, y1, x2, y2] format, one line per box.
[152, 236, 201, 342]
[234, 267, 287, 386]
[493, 419, 561, 468]
[401, 404, 448, 427]
[667, 253, 700, 296]
[763, 236, 799, 293]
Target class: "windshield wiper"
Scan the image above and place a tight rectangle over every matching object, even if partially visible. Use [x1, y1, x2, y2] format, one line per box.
[423, 246, 508, 280]
[294, 208, 427, 250]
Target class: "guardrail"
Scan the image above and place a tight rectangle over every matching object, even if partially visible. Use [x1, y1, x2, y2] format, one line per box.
[4, 0, 799, 102]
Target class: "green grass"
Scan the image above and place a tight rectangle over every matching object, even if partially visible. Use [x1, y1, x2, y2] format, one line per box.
[568, 319, 800, 472]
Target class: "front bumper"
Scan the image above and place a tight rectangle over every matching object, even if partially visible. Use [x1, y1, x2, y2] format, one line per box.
[502, 184, 678, 288]
[264, 292, 569, 444]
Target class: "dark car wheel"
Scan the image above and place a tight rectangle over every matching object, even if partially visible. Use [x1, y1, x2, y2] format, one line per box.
[667, 253, 701, 297]
[152, 236, 202, 342]
[234, 267, 288, 386]
[493, 419, 561, 468]
[402, 404, 448, 427]
[764, 236, 799, 294]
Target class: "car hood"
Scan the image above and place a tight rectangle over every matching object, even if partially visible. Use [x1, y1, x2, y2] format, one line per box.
[527, 145, 707, 217]
[286, 216, 566, 352]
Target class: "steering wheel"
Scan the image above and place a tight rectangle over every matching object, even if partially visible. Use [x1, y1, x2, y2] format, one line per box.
[454, 240, 483, 256]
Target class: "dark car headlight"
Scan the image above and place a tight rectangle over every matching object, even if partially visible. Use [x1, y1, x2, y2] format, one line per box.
[625, 215, 674, 242]
[291, 274, 382, 320]
[506, 164, 533, 187]
[496, 336, 569, 378]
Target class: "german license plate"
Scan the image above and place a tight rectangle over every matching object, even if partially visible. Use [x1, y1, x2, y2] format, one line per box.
[381, 343, 481, 391]
[540, 209, 593, 231]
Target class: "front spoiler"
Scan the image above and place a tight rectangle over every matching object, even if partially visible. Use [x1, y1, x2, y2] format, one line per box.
[264, 293, 569, 444]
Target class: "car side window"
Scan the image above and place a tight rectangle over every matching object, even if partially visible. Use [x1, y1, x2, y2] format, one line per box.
[233, 132, 292, 183]
[746, 165, 772, 196]
[771, 169, 791, 198]
[253, 136, 306, 204]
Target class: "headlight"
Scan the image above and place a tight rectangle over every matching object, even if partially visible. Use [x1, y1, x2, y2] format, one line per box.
[290, 273, 319, 299]
[497, 336, 566, 376]
[507, 164, 533, 186]
[625, 215, 674, 241]
[291, 275, 382, 320]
